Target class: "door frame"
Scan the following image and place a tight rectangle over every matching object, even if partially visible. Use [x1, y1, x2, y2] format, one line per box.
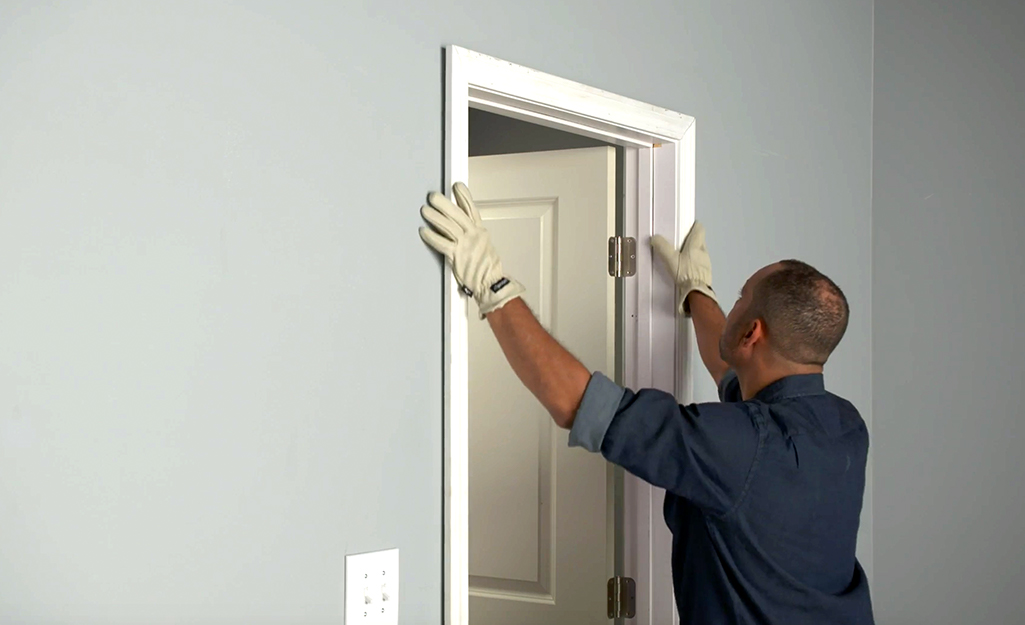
[445, 46, 696, 625]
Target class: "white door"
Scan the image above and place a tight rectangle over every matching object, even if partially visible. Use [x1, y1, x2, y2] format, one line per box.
[467, 147, 617, 625]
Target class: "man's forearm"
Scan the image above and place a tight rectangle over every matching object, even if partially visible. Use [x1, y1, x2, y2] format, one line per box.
[485, 297, 591, 429]
[688, 292, 730, 385]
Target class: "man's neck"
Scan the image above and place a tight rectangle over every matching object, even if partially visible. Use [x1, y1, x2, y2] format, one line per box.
[736, 362, 824, 401]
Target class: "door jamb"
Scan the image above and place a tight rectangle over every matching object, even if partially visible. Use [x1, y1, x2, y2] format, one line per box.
[444, 45, 696, 625]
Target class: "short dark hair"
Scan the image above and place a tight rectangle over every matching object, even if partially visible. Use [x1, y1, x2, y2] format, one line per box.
[748, 260, 849, 366]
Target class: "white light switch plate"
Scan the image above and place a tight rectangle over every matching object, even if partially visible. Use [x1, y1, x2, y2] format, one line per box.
[345, 549, 399, 624]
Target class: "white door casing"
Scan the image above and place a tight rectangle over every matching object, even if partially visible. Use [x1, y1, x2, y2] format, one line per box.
[467, 147, 616, 624]
[446, 46, 697, 625]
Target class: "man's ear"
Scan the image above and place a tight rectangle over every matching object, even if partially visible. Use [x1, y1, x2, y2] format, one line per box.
[742, 318, 766, 346]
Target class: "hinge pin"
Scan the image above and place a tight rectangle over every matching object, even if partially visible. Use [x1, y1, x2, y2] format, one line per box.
[608, 236, 637, 278]
[607, 575, 636, 618]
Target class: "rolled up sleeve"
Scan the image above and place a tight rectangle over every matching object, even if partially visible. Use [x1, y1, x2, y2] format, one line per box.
[600, 386, 763, 515]
[568, 372, 626, 452]
[567, 371, 762, 515]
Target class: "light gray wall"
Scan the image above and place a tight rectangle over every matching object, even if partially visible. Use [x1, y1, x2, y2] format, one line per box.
[0, 1, 872, 622]
[872, 1, 1025, 623]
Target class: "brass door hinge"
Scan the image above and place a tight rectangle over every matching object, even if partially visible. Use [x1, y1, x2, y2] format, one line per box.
[607, 575, 636, 619]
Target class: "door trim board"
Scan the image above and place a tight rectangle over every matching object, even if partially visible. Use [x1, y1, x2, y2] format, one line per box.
[445, 46, 695, 625]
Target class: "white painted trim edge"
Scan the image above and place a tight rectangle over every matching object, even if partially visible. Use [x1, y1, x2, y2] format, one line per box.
[444, 47, 470, 625]
[456, 47, 694, 141]
[444, 45, 697, 625]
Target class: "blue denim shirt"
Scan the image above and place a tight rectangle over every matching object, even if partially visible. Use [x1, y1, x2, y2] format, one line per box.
[570, 371, 874, 625]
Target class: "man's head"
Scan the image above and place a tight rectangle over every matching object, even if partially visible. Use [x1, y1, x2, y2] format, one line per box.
[719, 260, 849, 370]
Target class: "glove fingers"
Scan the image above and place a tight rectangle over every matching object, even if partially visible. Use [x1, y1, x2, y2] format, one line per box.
[452, 182, 483, 226]
[650, 234, 678, 268]
[419, 227, 456, 258]
[421, 205, 462, 242]
[428, 191, 474, 232]
[682, 221, 706, 253]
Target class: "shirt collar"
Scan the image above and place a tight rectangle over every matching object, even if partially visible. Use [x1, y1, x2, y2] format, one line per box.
[753, 373, 826, 403]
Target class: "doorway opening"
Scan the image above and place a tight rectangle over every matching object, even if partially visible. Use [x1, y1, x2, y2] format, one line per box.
[467, 109, 623, 625]
[445, 47, 696, 625]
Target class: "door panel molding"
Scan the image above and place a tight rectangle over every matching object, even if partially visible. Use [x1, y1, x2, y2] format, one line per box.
[469, 199, 557, 604]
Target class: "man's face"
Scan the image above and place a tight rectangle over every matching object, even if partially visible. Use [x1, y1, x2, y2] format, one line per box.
[718, 264, 780, 366]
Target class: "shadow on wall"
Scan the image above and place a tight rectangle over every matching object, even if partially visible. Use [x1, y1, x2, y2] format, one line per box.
[469, 109, 609, 157]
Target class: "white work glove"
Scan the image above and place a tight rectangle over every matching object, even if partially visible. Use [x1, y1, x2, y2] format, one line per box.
[419, 182, 526, 318]
[651, 222, 717, 316]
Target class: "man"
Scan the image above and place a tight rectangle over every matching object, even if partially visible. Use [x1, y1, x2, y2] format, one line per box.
[419, 183, 874, 624]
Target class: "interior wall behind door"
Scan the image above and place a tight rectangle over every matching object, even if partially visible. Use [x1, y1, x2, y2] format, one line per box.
[469, 109, 610, 156]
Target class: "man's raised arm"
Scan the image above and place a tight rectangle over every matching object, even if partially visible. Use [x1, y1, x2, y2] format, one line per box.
[651, 224, 730, 385]
[419, 183, 591, 429]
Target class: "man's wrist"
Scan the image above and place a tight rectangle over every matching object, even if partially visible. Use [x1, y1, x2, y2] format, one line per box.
[687, 290, 716, 307]
[680, 284, 716, 316]
[477, 277, 526, 319]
